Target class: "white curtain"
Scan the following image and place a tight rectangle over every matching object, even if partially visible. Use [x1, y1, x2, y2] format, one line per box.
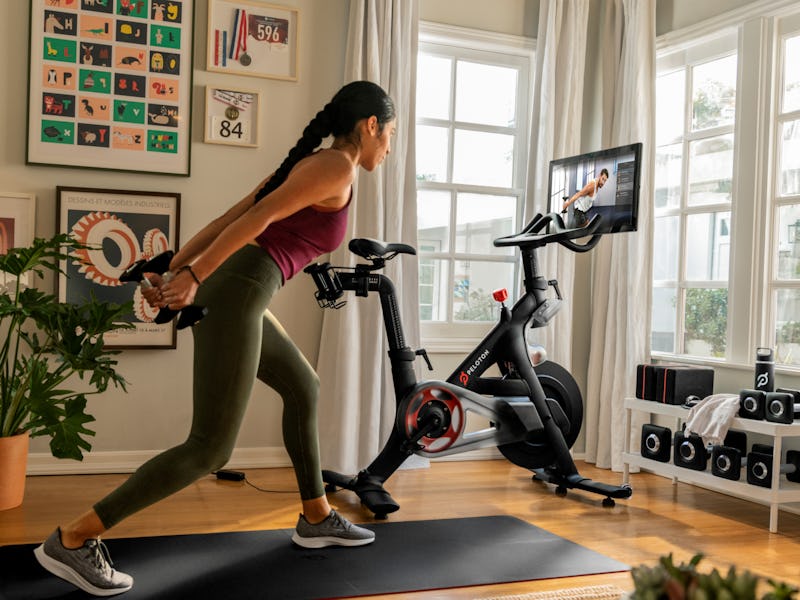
[583, 0, 655, 471]
[316, 0, 420, 474]
[525, 0, 591, 368]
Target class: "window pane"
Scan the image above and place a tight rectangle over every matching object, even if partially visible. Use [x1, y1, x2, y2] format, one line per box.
[453, 129, 514, 187]
[685, 212, 731, 281]
[780, 119, 800, 197]
[776, 289, 800, 366]
[418, 258, 449, 322]
[784, 35, 800, 114]
[416, 125, 449, 182]
[652, 287, 677, 353]
[417, 190, 451, 253]
[656, 70, 685, 144]
[455, 61, 517, 127]
[777, 204, 800, 280]
[691, 54, 737, 131]
[455, 193, 516, 256]
[453, 260, 515, 322]
[688, 134, 734, 206]
[684, 287, 728, 358]
[417, 54, 452, 120]
[655, 144, 682, 209]
[653, 216, 679, 280]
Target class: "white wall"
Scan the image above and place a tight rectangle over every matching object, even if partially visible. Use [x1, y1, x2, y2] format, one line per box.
[656, 0, 760, 35]
[12, 0, 542, 475]
[9, 0, 774, 474]
[420, 0, 538, 37]
[4, 0, 348, 472]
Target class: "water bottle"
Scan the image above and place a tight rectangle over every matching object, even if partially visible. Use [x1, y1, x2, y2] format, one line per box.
[755, 347, 775, 393]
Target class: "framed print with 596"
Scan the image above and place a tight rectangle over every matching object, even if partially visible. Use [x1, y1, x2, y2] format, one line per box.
[207, 0, 298, 81]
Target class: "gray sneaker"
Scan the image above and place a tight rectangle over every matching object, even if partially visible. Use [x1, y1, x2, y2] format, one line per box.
[33, 528, 133, 596]
[291, 510, 375, 548]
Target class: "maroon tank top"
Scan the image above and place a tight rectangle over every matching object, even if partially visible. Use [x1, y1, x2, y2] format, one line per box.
[255, 195, 351, 282]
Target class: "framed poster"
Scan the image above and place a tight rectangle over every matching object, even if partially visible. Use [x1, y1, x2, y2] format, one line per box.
[0, 193, 37, 287]
[206, 0, 298, 80]
[27, 0, 195, 175]
[204, 86, 260, 147]
[57, 186, 180, 349]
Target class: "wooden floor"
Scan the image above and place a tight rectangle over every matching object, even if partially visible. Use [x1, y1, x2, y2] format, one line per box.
[3, 459, 800, 597]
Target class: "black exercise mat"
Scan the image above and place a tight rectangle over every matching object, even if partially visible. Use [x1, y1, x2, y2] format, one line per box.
[0, 515, 628, 600]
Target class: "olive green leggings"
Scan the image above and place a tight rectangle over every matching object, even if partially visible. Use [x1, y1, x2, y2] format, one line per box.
[94, 245, 323, 529]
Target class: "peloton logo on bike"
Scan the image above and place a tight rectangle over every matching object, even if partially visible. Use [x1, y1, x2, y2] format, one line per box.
[460, 349, 490, 385]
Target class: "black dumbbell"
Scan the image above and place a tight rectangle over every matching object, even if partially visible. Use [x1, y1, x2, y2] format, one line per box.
[746, 446, 800, 488]
[715, 442, 771, 482]
[641, 424, 671, 462]
[712, 445, 744, 480]
[739, 389, 766, 420]
[119, 251, 207, 330]
[765, 389, 800, 424]
[675, 429, 747, 472]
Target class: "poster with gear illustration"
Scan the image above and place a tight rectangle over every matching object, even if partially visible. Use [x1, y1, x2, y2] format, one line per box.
[27, 0, 194, 175]
[57, 186, 181, 349]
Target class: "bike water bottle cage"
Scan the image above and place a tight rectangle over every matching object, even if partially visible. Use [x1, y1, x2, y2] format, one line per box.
[303, 262, 346, 309]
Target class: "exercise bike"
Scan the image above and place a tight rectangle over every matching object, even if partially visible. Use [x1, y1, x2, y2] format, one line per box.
[304, 211, 632, 519]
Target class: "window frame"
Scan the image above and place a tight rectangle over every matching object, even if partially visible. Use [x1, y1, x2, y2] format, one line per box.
[416, 22, 535, 349]
[652, 34, 739, 361]
[651, 4, 800, 372]
[767, 14, 800, 366]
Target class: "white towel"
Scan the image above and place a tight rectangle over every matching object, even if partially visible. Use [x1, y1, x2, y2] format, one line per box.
[685, 393, 740, 447]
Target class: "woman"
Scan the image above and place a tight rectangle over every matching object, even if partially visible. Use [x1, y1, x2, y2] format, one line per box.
[34, 80, 396, 596]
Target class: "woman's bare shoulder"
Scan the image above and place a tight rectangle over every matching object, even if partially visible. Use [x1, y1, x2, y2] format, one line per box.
[292, 148, 356, 186]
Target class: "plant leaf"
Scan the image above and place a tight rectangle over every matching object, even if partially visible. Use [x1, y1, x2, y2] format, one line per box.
[48, 395, 96, 461]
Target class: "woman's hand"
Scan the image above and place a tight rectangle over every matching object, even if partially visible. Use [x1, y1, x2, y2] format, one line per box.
[141, 273, 165, 308]
[159, 268, 199, 310]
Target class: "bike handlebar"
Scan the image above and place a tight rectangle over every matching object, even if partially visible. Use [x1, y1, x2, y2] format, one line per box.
[493, 212, 603, 253]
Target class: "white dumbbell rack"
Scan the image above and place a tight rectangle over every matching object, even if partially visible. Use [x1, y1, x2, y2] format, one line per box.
[622, 397, 800, 532]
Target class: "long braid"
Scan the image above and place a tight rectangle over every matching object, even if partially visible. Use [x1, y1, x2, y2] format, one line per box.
[253, 81, 395, 204]
[253, 102, 335, 203]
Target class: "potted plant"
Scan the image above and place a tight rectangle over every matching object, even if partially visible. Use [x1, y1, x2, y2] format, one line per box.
[631, 553, 798, 599]
[0, 234, 133, 510]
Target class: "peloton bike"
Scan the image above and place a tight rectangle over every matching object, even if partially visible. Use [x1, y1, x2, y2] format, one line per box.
[304, 211, 633, 519]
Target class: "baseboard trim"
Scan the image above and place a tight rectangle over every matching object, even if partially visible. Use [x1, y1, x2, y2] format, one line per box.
[26, 447, 293, 476]
[27, 446, 565, 475]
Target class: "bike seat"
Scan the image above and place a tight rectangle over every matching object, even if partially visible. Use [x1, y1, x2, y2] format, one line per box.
[349, 238, 417, 260]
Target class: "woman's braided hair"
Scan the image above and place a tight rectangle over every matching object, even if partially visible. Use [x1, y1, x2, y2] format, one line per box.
[254, 80, 395, 203]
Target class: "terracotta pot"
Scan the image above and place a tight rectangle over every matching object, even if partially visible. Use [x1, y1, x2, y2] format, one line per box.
[0, 431, 30, 511]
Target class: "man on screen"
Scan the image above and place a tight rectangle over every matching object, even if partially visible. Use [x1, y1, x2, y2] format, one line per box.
[561, 168, 609, 227]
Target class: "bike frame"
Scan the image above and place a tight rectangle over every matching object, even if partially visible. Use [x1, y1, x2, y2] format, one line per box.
[308, 213, 631, 512]
[326, 241, 576, 482]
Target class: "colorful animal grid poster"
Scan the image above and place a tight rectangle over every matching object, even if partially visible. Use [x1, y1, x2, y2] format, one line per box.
[27, 0, 194, 175]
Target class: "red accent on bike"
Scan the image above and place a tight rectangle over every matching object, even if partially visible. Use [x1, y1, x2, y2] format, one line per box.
[492, 288, 508, 303]
[402, 385, 465, 453]
[459, 371, 469, 385]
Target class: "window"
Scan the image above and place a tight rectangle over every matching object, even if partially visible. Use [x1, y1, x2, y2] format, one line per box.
[652, 9, 800, 370]
[652, 43, 738, 359]
[771, 22, 800, 366]
[416, 24, 533, 342]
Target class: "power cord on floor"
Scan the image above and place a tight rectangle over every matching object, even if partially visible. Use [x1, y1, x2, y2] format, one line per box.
[214, 469, 297, 494]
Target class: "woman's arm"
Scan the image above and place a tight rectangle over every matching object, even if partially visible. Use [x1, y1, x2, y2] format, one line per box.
[158, 152, 354, 310]
[168, 175, 271, 270]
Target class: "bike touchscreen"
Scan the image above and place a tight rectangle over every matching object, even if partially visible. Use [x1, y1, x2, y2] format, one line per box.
[547, 142, 642, 235]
